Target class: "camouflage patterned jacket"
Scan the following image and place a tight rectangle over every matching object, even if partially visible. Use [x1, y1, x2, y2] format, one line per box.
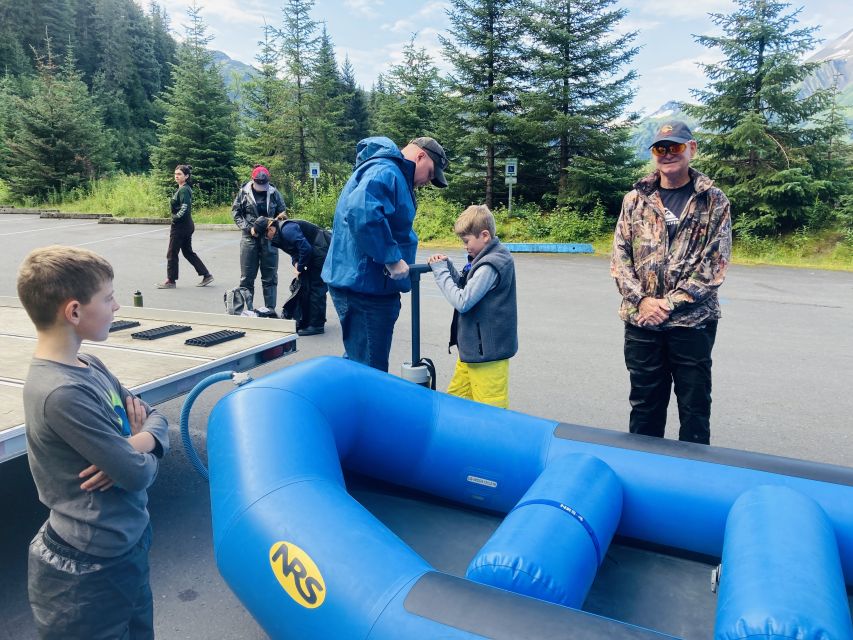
[610, 168, 732, 329]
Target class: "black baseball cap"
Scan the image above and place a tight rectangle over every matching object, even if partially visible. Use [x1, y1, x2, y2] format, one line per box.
[650, 121, 694, 147]
[252, 216, 273, 237]
[410, 137, 449, 188]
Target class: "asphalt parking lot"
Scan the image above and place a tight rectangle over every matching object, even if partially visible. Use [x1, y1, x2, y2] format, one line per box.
[0, 214, 851, 639]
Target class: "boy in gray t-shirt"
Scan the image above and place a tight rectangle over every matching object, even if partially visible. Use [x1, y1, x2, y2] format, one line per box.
[18, 246, 170, 640]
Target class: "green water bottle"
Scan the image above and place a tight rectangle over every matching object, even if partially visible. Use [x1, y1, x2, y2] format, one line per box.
[133, 290, 143, 307]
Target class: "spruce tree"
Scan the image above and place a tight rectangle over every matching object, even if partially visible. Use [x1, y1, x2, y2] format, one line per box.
[279, 0, 318, 181]
[236, 23, 288, 178]
[4, 41, 113, 201]
[441, 0, 527, 208]
[307, 26, 346, 171]
[373, 38, 442, 144]
[340, 56, 370, 152]
[150, 2, 236, 203]
[686, 0, 839, 234]
[522, 0, 640, 213]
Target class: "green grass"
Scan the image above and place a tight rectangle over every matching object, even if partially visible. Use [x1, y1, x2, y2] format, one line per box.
[8, 173, 853, 271]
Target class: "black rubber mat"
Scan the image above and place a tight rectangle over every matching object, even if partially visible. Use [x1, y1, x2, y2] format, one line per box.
[131, 324, 192, 340]
[185, 330, 246, 347]
[109, 320, 141, 332]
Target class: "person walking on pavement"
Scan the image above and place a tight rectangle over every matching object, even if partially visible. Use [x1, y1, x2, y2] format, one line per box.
[231, 165, 286, 309]
[157, 165, 213, 289]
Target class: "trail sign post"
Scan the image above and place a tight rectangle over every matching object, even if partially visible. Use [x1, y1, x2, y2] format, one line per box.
[505, 158, 518, 214]
[309, 162, 320, 198]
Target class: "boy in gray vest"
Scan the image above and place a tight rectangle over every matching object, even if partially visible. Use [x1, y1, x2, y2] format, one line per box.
[18, 246, 170, 639]
[427, 205, 518, 408]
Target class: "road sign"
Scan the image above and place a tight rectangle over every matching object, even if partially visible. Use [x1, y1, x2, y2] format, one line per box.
[505, 158, 518, 177]
[505, 176, 517, 185]
[309, 162, 320, 178]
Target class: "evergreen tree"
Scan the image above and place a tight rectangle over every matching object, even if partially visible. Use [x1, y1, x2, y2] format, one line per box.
[373, 37, 442, 144]
[522, 0, 640, 212]
[340, 56, 370, 152]
[150, 3, 236, 203]
[149, 3, 177, 96]
[686, 0, 840, 234]
[236, 23, 288, 178]
[90, 0, 162, 172]
[279, 0, 318, 181]
[4, 41, 113, 201]
[441, 0, 527, 208]
[307, 26, 346, 170]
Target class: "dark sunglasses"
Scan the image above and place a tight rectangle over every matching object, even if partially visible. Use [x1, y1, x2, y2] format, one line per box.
[651, 142, 688, 157]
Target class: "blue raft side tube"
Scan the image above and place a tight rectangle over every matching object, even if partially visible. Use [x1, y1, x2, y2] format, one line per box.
[545, 433, 853, 580]
[715, 485, 853, 640]
[206, 356, 853, 636]
[212, 357, 853, 582]
[466, 454, 622, 608]
[208, 383, 441, 639]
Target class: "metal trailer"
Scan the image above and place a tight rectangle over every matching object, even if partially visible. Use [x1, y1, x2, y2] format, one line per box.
[0, 298, 297, 463]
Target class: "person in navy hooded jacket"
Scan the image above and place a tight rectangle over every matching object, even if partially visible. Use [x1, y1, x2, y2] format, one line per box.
[322, 136, 449, 372]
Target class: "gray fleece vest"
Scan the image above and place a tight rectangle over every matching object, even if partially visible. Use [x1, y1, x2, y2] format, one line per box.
[454, 239, 518, 363]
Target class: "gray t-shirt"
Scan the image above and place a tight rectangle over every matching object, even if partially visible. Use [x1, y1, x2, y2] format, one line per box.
[24, 354, 169, 557]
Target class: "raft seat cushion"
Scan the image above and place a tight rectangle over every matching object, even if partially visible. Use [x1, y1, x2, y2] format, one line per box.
[465, 454, 622, 608]
[715, 484, 853, 640]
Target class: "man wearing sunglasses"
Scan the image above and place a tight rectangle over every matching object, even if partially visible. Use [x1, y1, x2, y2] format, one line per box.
[611, 121, 732, 445]
[322, 136, 449, 372]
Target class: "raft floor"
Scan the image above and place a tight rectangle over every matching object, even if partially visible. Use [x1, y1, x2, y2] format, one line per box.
[347, 473, 852, 639]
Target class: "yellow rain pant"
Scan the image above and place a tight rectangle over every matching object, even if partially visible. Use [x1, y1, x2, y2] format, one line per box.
[446, 358, 509, 409]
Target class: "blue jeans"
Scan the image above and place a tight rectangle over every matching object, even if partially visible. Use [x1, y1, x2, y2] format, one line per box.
[329, 286, 401, 372]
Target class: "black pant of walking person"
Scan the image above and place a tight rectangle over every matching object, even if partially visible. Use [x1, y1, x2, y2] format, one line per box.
[158, 164, 213, 289]
[162, 222, 213, 288]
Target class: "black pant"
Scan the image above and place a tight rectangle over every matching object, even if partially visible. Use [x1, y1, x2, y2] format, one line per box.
[28, 523, 154, 640]
[623, 321, 718, 444]
[166, 222, 209, 282]
[297, 260, 328, 329]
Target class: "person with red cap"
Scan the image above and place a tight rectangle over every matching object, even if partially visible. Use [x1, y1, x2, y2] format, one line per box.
[231, 165, 287, 310]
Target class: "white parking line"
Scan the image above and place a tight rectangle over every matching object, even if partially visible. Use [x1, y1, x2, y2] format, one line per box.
[74, 226, 169, 246]
[0, 222, 101, 236]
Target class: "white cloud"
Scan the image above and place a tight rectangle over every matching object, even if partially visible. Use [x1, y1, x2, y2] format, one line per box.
[652, 53, 723, 77]
[343, 0, 384, 19]
[621, 0, 733, 22]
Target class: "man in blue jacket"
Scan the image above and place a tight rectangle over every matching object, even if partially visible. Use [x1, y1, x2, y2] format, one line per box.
[322, 136, 449, 372]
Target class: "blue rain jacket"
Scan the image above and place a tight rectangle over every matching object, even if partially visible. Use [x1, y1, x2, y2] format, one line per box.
[321, 137, 417, 294]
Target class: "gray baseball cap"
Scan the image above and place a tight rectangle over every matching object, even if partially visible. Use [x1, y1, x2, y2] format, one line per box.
[410, 137, 449, 188]
[650, 121, 694, 147]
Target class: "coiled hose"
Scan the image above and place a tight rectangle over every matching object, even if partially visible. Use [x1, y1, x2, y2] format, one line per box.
[181, 371, 252, 481]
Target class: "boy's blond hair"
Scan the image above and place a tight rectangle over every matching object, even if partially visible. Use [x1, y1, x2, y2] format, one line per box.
[454, 204, 496, 238]
[17, 245, 114, 330]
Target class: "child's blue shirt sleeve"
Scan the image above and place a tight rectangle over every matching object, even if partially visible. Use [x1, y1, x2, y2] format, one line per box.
[430, 259, 498, 313]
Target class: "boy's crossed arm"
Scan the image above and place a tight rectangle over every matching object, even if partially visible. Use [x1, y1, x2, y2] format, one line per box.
[46, 385, 169, 494]
[79, 394, 163, 492]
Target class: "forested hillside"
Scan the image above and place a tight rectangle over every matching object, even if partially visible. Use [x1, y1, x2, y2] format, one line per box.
[0, 0, 851, 245]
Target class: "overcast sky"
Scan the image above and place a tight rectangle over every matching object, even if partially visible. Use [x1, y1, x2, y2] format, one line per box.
[160, 0, 852, 116]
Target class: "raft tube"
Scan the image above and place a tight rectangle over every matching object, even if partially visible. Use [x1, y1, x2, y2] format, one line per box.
[207, 356, 853, 640]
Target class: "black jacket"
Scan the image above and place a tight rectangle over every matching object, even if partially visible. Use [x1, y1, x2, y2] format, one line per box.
[232, 183, 286, 235]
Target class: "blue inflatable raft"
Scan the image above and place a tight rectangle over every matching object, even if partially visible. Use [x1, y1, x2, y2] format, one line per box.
[207, 357, 853, 639]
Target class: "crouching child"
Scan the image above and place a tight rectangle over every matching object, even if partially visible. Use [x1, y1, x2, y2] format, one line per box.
[427, 205, 518, 408]
[18, 246, 170, 640]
